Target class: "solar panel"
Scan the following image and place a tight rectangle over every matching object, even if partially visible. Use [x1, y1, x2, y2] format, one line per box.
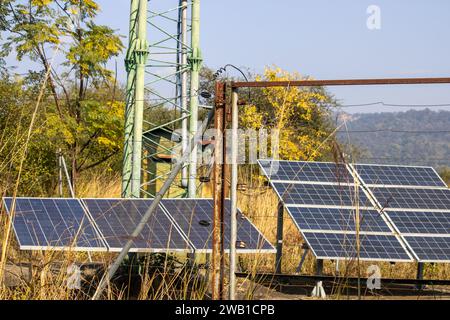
[285, 206, 391, 233]
[303, 232, 412, 261]
[371, 187, 450, 210]
[352, 164, 446, 187]
[385, 211, 450, 234]
[160, 199, 275, 252]
[82, 199, 192, 252]
[272, 182, 370, 207]
[403, 236, 450, 262]
[2, 198, 105, 251]
[257, 159, 450, 263]
[258, 160, 352, 183]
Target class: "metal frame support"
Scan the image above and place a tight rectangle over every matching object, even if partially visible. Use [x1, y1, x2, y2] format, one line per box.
[295, 243, 309, 274]
[316, 259, 324, 276]
[212, 82, 226, 300]
[131, 0, 149, 197]
[180, 0, 189, 188]
[229, 88, 239, 300]
[312, 259, 326, 298]
[416, 262, 425, 290]
[188, 0, 202, 197]
[57, 149, 63, 196]
[275, 201, 284, 274]
[121, 0, 139, 197]
[60, 153, 75, 198]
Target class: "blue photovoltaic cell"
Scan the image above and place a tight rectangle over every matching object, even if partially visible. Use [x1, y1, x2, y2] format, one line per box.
[285, 207, 391, 233]
[371, 187, 450, 210]
[386, 211, 450, 235]
[258, 160, 352, 183]
[404, 236, 450, 261]
[304, 232, 411, 261]
[2, 198, 105, 250]
[82, 199, 191, 252]
[353, 164, 446, 187]
[161, 199, 274, 252]
[272, 182, 370, 207]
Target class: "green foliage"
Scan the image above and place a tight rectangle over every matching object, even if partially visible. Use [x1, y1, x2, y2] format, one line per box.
[0, 74, 125, 196]
[0, 0, 124, 194]
[65, 22, 123, 80]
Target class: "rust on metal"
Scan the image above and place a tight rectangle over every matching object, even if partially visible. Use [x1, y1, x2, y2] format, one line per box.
[231, 77, 450, 88]
[212, 81, 226, 300]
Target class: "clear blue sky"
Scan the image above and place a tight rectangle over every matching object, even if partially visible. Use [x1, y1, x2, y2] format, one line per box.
[9, 0, 450, 113]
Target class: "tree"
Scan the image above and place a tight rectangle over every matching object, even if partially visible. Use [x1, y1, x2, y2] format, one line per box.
[0, 0, 12, 71]
[4, 0, 124, 192]
[240, 66, 336, 160]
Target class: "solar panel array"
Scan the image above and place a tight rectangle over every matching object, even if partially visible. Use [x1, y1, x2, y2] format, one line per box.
[259, 160, 352, 184]
[82, 199, 191, 252]
[160, 199, 274, 252]
[258, 160, 413, 262]
[2, 197, 275, 254]
[259, 159, 450, 262]
[352, 164, 446, 187]
[2, 198, 105, 251]
[353, 164, 450, 262]
[304, 233, 412, 261]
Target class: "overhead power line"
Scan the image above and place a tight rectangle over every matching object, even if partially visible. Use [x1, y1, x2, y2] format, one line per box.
[339, 129, 450, 134]
[335, 101, 450, 108]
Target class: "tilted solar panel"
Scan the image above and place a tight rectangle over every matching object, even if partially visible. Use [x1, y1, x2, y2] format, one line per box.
[371, 187, 450, 210]
[352, 164, 446, 187]
[160, 199, 275, 252]
[258, 160, 352, 184]
[258, 159, 450, 263]
[404, 236, 450, 262]
[2, 197, 105, 251]
[303, 232, 412, 261]
[285, 206, 391, 233]
[82, 198, 192, 252]
[272, 182, 370, 207]
[385, 211, 450, 235]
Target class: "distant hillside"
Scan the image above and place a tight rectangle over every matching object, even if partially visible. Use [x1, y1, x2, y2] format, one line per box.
[337, 109, 450, 168]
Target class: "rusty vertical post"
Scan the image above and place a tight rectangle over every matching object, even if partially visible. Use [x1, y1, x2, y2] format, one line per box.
[212, 82, 226, 299]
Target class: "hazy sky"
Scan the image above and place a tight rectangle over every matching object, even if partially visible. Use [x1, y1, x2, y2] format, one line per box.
[8, 0, 450, 113]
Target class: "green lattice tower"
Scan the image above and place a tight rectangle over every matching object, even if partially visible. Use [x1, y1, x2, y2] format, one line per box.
[122, 0, 202, 199]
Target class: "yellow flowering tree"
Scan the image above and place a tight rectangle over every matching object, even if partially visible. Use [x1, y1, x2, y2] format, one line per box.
[240, 66, 335, 161]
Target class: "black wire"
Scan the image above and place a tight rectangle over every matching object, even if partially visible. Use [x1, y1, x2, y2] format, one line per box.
[339, 129, 450, 134]
[334, 101, 450, 108]
[212, 64, 252, 102]
[212, 64, 249, 82]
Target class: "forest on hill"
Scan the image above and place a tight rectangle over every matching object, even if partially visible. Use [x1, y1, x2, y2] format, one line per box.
[338, 109, 450, 171]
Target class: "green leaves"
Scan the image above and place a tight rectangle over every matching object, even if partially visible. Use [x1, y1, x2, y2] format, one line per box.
[2, 0, 124, 191]
[66, 22, 124, 80]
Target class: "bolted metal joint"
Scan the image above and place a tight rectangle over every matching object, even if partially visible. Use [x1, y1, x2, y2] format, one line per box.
[188, 47, 203, 72]
[133, 39, 150, 65]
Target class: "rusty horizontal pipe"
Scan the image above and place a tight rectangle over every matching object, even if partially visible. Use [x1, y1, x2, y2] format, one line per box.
[231, 77, 450, 88]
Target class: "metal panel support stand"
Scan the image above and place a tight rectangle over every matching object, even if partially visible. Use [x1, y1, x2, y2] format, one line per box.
[212, 82, 226, 300]
[312, 259, 326, 298]
[295, 243, 309, 274]
[275, 201, 284, 274]
[229, 88, 238, 300]
[316, 259, 324, 275]
[416, 262, 425, 290]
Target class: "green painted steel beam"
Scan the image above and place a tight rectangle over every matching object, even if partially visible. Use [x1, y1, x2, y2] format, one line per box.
[188, 0, 202, 198]
[122, 0, 139, 198]
[131, 0, 149, 198]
